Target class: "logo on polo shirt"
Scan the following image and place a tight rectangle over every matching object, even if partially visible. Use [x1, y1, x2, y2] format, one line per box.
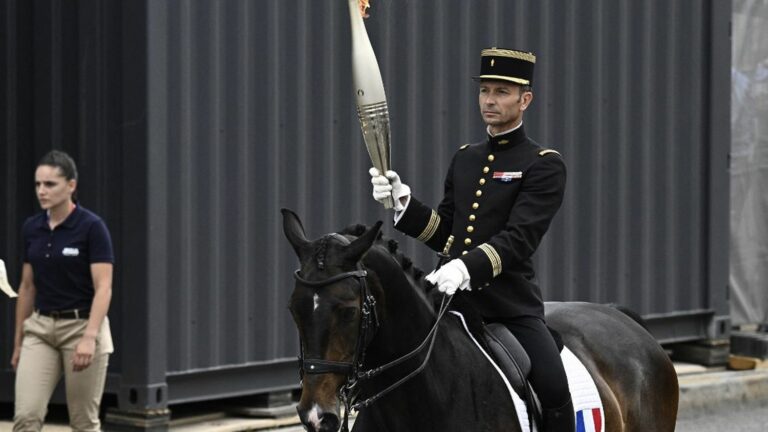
[62, 247, 80, 257]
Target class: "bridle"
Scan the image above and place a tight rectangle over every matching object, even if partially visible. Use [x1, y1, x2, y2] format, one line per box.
[293, 237, 453, 432]
[294, 264, 376, 384]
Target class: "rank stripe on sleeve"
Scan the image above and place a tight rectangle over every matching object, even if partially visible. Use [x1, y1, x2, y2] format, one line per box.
[478, 243, 502, 277]
[417, 210, 440, 242]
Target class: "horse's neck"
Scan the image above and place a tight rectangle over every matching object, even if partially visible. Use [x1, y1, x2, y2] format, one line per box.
[355, 251, 522, 431]
[363, 250, 434, 360]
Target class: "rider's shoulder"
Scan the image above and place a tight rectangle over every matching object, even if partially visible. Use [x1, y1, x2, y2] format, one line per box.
[458, 141, 484, 152]
[538, 149, 562, 157]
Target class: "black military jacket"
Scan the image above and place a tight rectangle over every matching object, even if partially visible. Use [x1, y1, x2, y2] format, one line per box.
[394, 125, 566, 319]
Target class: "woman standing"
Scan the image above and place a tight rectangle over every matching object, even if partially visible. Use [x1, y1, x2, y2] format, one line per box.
[11, 150, 114, 432]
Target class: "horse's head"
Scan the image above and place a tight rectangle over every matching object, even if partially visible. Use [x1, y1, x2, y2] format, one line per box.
[282, 209, 383, 432]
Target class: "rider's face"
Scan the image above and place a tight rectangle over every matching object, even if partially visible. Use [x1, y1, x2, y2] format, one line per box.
[479, 81, 532, 134]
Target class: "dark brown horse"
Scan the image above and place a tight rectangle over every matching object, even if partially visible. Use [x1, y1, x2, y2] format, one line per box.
[282, 209, 678, 432]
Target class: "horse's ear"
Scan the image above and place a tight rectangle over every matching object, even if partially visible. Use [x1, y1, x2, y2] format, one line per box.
[344, 221, 383, 263]
[281, 208, 311, 258]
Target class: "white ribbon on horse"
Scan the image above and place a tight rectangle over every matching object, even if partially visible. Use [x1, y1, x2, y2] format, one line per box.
[0, 259, 18, 298]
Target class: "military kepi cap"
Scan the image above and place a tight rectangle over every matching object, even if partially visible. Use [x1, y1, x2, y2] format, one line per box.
[474, 47, 536, 86]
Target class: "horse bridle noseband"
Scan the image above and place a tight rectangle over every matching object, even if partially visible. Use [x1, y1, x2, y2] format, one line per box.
[293, 254, 453, 432]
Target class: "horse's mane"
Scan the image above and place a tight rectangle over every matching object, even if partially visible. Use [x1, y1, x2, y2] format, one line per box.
[339, 224, 492, 339]
[339, 223, 427, 284]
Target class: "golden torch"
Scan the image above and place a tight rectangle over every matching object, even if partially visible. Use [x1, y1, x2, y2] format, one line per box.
[348, 0, 394, 208]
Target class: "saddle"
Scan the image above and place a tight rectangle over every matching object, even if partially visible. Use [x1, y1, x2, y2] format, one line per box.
[483, 323, 564, 397]
[482, 323, 565, 430]
[444, 294, 563, 398]
[483, 323, 532, 396]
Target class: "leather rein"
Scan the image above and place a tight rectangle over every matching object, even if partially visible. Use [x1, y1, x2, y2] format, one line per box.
[293, 265, 453, 432]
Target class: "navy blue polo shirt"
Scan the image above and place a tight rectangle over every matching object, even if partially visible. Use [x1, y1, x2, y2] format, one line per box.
[22, 205, 114, 311]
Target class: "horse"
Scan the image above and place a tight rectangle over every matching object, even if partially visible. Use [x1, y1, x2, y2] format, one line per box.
[281, 209, 679, 432]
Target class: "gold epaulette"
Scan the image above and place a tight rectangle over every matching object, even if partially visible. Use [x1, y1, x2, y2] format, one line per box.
[538, 149, 561, 157]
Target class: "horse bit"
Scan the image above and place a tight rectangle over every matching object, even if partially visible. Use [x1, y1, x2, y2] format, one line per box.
[293, 235, 454, 432]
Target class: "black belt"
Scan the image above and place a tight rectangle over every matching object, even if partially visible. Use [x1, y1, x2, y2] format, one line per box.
[37, 308, 90, 319]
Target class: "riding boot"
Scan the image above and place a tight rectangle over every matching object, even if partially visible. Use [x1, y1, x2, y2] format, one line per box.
[542, 397, 575, 431]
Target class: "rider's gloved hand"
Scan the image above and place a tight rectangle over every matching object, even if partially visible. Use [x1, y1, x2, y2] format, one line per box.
[425, 259, 471, 296]
[369, 168, 411, 211]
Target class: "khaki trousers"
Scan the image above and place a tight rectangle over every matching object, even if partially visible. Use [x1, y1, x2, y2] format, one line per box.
[14, 312, 113, 432]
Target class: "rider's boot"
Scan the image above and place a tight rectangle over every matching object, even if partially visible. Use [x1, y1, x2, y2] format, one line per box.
[542, 397, 575, 431]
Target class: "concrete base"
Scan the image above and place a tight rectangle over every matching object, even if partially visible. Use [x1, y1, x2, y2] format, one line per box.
[670, 340, 730, 366]
[731, 331, 768, 359]
[104, 408, 171, 432]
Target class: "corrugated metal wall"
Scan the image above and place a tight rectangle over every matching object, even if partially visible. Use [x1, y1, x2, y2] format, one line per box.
[1, 0, 730, 413]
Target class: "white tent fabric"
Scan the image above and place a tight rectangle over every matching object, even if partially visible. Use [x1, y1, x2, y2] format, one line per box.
[731, 0, 768, 325]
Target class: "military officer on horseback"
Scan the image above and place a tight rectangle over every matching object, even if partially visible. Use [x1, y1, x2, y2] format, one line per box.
[370, 47, 575, 431]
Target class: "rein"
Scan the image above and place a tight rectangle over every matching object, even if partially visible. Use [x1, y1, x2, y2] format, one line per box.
[293, 266, 454, 432]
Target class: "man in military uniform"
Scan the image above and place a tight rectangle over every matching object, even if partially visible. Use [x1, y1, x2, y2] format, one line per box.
[369, 48, 574, 430]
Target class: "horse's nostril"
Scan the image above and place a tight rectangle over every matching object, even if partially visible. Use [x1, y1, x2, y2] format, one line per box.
[320, 413, 340, 431]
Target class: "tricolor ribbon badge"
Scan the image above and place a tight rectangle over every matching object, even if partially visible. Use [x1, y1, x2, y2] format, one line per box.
[492, 171, 523, 182]
[576, 408, 603, 432]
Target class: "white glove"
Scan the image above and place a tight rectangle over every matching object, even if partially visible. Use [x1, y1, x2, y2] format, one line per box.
[425, 259, 471, 296]
[369, 168, 411, 211]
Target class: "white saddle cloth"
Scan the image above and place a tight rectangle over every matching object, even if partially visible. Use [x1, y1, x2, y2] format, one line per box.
[449, 311, 605, 432]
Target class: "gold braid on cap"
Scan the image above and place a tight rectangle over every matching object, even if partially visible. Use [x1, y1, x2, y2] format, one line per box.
[481, 48, 536, 64]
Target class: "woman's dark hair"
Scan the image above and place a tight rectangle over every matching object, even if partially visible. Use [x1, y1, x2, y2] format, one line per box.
[37, 150, 79, 202]
[38, 150, 78, 181]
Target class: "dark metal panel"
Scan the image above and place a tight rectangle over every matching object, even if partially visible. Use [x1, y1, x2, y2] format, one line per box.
[117, 0, 167, 413]
[645, 310, 717, 344]
[165, 360, 297, 405]
[155, 0, 305, 374]
[706, 0, 734, 337]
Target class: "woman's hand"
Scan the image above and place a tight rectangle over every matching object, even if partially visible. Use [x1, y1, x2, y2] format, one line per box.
[72, 335, 96, 371]
[11, 346, 21, 371]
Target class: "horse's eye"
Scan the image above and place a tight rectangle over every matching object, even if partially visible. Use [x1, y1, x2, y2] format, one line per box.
[338, 306, 358, 324]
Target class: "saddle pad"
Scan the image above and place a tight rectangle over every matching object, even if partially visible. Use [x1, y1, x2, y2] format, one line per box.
[449, 311, 604, 432]
[562, 347, 605, 432]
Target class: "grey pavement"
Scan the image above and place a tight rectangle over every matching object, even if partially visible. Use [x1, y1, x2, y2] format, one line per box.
[677, 365, 768, 420]
[675, 404, 768, 432]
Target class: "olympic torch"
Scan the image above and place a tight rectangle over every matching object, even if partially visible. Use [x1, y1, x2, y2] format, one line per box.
[348, 0, 394, 208]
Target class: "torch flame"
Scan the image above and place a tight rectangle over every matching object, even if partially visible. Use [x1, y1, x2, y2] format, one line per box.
[359, 0, 371, 18]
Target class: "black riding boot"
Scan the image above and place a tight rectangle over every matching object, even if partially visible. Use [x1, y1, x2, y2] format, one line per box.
[542, 397, 575, 431]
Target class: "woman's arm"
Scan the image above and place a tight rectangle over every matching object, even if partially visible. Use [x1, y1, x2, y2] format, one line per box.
[72, 263, 112, 372]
